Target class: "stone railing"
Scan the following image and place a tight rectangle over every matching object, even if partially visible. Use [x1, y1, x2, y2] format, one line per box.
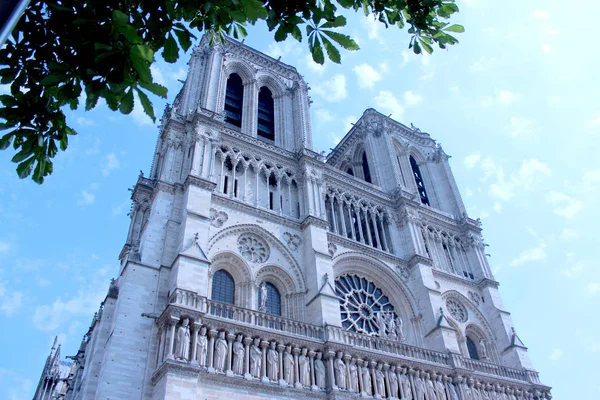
[325, 325, 450, 366]
[461, 357, 528, 382]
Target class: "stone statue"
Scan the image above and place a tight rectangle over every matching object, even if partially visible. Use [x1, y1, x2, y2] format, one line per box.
[298, 348, 310, 386]
[250, 338, 262, 377]
[214, 331, 228, 371]
[395, 316, 406, 341]
[462, 381, 473, 400]
[447, 381, 459, 400]
[314, 352, 326, 389]
[283, 345, 294, 384]
[426, 375, 437, 400]
[349, 359, 359, 393]
[196, 326, 207, 366]
[388, 366, 399, 398]
[479, 339, 488, 359]
[435, 375, 447, 400]
[386, 312, 397, 339]
[376, 311, 387, 337]
[361, 363, 372, 395]
[267, 341, 279, 381]
[259, 282, 268, 312]
[232, 334, 245, 375]
[174, 318, 190, 361]
[374, 364, 385, 397]
[333, 352, 346, 389]
[400, 372, 413, 400]
[415, 373, 426, 400]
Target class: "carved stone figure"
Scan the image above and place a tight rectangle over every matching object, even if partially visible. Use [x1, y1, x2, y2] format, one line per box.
[174, 318, 190, 361]
[298, 348, 310, 386]
[314, 352, 326, 389]
[196, 326, 207, 366]
[479, 339, 488, 359]
[232, 334, 245, 375]
[376, 311, 387, 337]
[361, 363, 372, 395]
[395, 316, 406, 341]
[374, 364, 385, 397]
[214, 331, 228, 371]
[283, 345, 294, 384]
[250, 338, 262, 377]
[267, 341, 279, 381]
[434, 375, 447, 400]
[388, 366, 399, 398]
[259, 282, 268, 312]
[386, 313, 397, 339]
[415, 373, 426, 400]
[333, 352, 346, 389]
[400, 373, 413, 400]
[426, 375, 437, 400]
[349, 359, 359, 393]
[447, 381, 460, 400]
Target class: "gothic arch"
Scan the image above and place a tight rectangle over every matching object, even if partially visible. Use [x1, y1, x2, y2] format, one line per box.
[255, 264, 298, 296]
[464, 324, 498, 362]
[207, 224, 307, 292]
[441, 290, 498, 343]
[222, 59, 255, 85]
[255, 72, 286, 99]
[331, 252, 420, 344]
[208, 251, 252, 307]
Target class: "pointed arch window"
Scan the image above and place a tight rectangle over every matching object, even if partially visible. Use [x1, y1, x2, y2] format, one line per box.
[467, 336, 480, 360]
[224, 74, 244, 128]
[257, 86, 275, 141]
[258, 282, 281, 316]
[410, 156, 430, 206]
[361, 151, 372, 183]
[211, 270, 235, 305]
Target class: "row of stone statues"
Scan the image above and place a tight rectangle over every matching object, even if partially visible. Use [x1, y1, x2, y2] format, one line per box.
[376, 311, 406, 341]
[165, 318, 549, 400]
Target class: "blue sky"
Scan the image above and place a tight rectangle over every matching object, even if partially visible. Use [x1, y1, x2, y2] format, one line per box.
[1, 0, 598, 398]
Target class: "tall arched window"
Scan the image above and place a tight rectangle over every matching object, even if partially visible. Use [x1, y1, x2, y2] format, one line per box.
[257, 87, 275, 141]
[410, 156, 430, 206]
[258, 282, 281, 316]
[211, 270, 235, 305]
[467, 336, 479, 360]
[361, 151, 372, 183]
[224, 74, 244, 128]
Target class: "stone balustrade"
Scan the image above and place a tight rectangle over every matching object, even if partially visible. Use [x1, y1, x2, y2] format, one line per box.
[460, 357, 529, 382]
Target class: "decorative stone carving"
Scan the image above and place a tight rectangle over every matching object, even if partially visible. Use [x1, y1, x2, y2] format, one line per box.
[389, 365, 399, 398]
[259, 282, 268, 312]
[398, 265, 411, 280]
[333, 352, 346, 389]
[232, 334, 245, 375]
[196, 326, 208, 366]
[210, 208, 229, 228]
[174, 318, 190, 361]
[447, 380, 459, 400]
[237, 234, 269, 263]
[426, 374, 437, 400]
[415, 373, 426, 400]
[267, 341, 279, 381]
[361, 362, 372, 395]
[328, 242, 337, 257]
[298, 348, 310, 387]
[400, 372, 413, 400]
[468, 291, 481, 306]
[283, 232, 302, 251]
[446, 298, 468, 322]
[435, 375, 447, 400]
[349, 359, 359, 393]
[374, 364, 385, 397]
[283, 345, 294, 384]
[314, 352, 326, 389]
[214, 331, 228, 371]
[250, 338, 262, 377]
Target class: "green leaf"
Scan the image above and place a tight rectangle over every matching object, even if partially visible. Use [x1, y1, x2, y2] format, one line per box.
[112, 10, 128, 27]
[321, 16, 347, 29]
[321, 30, 359, 51]
[131, 45, 154, 62]
[119, 24, 143, 44]
[291, 25, 302, 41]
[444, 24, 465, 33]
[120, 89, 134, 114]
[274, 25, 287, 42]
[162, 33, 179, 63]
[16, 156, 36, 179]
[413, 40, 422, 54]
[174, 28, 192, 51]
[0, 133, 13, 150]
[130, 55, 152, 83]
[418, 38, 433, 54]
[12, 148, 33, 163]
[40, 74, 67, 86]
[321, 35, 341, 63]
[59, 134, 68, 151]
[136, 88, 156, 121]
[337, 0, 354, 9]
[311, 37, 325, 65]
[138, 81, 167, 98]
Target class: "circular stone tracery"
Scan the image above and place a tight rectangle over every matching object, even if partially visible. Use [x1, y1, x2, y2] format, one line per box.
[446, 298, 468, 322]
[335, 274, 397, 335]
[237, 234, 269, 263]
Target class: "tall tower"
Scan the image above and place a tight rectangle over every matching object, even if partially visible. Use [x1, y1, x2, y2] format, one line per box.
[47, 35, 551, 400]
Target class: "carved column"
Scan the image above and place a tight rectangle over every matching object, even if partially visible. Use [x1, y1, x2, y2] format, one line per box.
[293, 347, 302, 388]
[191, 321, 201, 365]
[167, 316, 178, 359]
[278, 344, 286, 387]
[408, 368, 418, 400]
[226, 333, 235, 376]
[309, 350, 317, 390]
[372, 212, 382, 250]
[344, 353, 352, 392]
[357, 358, 364, 396]
[261, 340, 269, 383]
[243, 337, 252, 380]
[326, 351, 337, 391]
[383, 363, 391, 399]
[207, 329, 217, 373]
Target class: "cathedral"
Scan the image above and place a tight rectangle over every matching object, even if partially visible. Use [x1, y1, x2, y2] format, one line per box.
[33, 35, 551, 400]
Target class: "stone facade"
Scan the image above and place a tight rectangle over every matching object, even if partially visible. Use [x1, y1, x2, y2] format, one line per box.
[34, 35, 551, 400]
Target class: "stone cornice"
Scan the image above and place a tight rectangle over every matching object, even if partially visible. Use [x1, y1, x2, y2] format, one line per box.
[328, 233, 407, 266]
[221, 127, 298, 163]
[408, 254, 433, 268]
[432, 269, 481, 288]
[300, 215, 329, 230]
[477, 278, 500, 290]
[151, 359, 202, 385]
[184, 174, 217, 192]
[323, 166, 393, 207]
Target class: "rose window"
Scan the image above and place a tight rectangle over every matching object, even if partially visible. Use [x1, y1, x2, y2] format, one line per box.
[237, 234, 269, 263]
[335, 274, 398, 335]
[446, 298, 468, 322]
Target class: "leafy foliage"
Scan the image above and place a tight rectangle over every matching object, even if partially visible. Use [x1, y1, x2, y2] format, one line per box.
[0, 0, 462, 183]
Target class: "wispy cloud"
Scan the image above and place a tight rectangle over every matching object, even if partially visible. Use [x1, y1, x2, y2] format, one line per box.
[481, 89, 520, 107]
[353, 63, 382, 89]
[546, 192, 583, 219]
[511, 244, 547, 267]
[313, 74, 347, 102]
[101, 153, 120, 177]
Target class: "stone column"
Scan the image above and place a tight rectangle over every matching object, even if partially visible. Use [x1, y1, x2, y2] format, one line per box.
[357, 358, 364, 396]
[207, 329, 217, 373]
[293, 347, 302, 388]
[191, 322, 201, 365]
[243, 337, 252, 380]
[344, 353, 352, 391]
[383, 363, 391, 399]
[370, 361, 379, 398]
[278, 344, 287, 387]
[309, 350, 317, 390]
[326, 351, 337, 391]
[408, 368, 418, 400]
[167, 316, 178, 359]
[226, 333, 235, 376]
[261, 340, 269, 383]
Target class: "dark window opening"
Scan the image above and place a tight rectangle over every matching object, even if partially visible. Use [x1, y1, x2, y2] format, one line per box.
[257, 86, 275, 141]
[467, 337, 479, 360]
[234, 179, 239, 198]
[224, 74, 244, 128]
[188, 147, 192, 158]
[258, 282, 281, 316]
[410, 156, 430, 206]
[269, 191, 274, 210]
[223, 176, 229, 195]
[211, 270, 235, 305]
[362, 152, 372, 183]
[347, 168, 354, 176]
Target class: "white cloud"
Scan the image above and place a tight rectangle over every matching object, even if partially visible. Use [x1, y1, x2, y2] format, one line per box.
[560, 228, 579, 241]
[265, 40, 301, 59]
[0, 241, 10, 254]
[403, 91, 423, 107]
[131, 93, 153, 126]
[169, 67, 187, 81]
[315, 109, 335, 123]
[482, 89, 520, 107]
[546, 192, 583, 219]
[470, 56, 496, 73]
[549, 348, 563, 361]
[0, 281, 23, 317]
[515, 158, 552, 187]
[585, 282, 600, 296]
[546, 96, 561, 106]
[592, 116, 600, 126]
[541, 44, 552, 54]
[101, 153, 120, 177]
[343, 115, 357, 132]
[541, 26, 559, 38]
[582, 169, 600, 192]
[510, 244, 547, 267]
[508, 117, 535, 140]
[77, 190, 95, 206]
[76, 116, 96, 127]
[33, 286, 106, 331]
[37, 277, 51, 287]
[305, 54, 326, 75]
[532, 10, 550, 20]
[112, 200, 131, 216]
[464, 153, 481, 168]
[327, 132, 343, 147]
[353, 63, 382, 89]
[151, 64, 166, 86]
[361, 17, 384, 44]
[560, 253, 587, 278]
[0, 369, 33, 400]
[373, 91, 404, 119]
[313, 74, 347, 102]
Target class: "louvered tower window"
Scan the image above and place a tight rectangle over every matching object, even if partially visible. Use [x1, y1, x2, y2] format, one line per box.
[224, 74, 243, 128]
[361, 151, 372, 183]
[257, 87, 275, 141]
[410, 156, 430, 206]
